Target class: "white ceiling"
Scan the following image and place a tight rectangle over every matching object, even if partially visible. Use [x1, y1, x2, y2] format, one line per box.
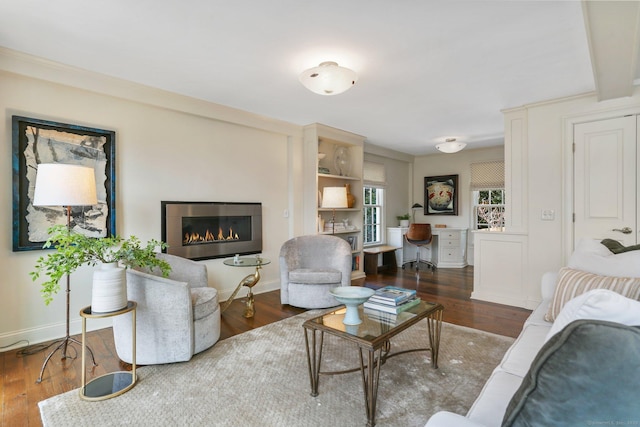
[0, 1, 606, 155]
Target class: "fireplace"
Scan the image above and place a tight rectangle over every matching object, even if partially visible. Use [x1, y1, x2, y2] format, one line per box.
[161, 201, 262, 261]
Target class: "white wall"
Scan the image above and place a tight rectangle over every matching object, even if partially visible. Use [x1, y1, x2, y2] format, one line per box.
[363, 148, 412, 235]
[515, 89, 640, 297]
[0, 50, 305, 349]
[413, 146, 505, 264]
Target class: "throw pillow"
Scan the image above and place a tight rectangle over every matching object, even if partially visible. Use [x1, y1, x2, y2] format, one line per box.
[600, 238, 640, 254]
[502, 319, 640, 427]
[544, 267, 640, 322]
[568, 238, 640, 278]
[546, 289, 640, 341]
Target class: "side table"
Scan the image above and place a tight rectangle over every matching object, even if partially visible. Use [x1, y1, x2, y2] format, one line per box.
[79, 301, 137, 401]
[221, 256, 271, 318]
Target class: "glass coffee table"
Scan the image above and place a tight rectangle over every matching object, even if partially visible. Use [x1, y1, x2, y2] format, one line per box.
[302, 299, 444, 427]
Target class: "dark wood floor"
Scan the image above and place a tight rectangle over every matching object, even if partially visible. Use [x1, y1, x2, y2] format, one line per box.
[0, 266, 531, 427]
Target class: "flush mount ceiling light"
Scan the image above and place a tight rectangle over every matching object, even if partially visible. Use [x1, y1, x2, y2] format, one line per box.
[299, 61, 358, 95]
[436, 138, 467, 154]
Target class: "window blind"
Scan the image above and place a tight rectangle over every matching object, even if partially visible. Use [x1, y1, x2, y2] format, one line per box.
[363, 161, 386, 185]
[470, 161, 505, 190]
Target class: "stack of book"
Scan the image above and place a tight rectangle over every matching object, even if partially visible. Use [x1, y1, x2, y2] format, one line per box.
[363, 286, 421, 317]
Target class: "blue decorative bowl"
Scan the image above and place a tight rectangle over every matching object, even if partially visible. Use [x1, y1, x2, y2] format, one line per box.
[330, 287, 375, 325]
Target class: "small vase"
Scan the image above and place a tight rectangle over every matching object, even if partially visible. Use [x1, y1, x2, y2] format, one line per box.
[92, 262, 127, 313]
[345, 184, 355, 208]
[399, 220, 409, 227]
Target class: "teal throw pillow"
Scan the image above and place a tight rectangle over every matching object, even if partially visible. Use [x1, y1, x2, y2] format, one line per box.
[502, 319, 640, 427]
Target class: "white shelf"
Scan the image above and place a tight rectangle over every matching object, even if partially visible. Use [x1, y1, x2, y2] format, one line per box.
[318, 173, 360, 181]
[320, 228, 360, 235]
[318, 208, 360, 212]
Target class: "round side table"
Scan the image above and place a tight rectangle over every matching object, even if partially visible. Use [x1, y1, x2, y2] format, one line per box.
[222, 256, 271, 318]
[79, 301, 137, 401]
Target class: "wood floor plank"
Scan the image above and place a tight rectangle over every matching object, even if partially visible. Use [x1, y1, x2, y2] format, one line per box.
[1, 266, 531, 426]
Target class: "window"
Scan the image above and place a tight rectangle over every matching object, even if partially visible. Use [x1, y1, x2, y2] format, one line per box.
[473, 189, 505, 229]
[363, 186, 384, 245]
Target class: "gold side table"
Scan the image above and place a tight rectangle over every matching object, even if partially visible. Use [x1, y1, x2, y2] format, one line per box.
[79, 301, 137, 401]
[221, 256, 270, 318]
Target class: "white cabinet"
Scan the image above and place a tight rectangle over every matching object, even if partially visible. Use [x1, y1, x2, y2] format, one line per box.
[303, 123, 365, 279]
[387, 227, 468, 269]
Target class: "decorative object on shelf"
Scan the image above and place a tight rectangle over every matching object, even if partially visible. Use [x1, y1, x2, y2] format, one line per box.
[299, 61, 358, 96]
[411, 203, 423, 222]
[321, 187, 348, 234]
[318, 152, 330, 174]
[397, 214, 410, 227]
[329, 286, 375, 325]
[333, 146, 351, 176]
[424, 175, 459, 215]
[345, 183, 355, 208]
[436, 137, 466, 154]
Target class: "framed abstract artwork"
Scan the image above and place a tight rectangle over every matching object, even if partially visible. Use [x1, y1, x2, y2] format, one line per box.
[424, 174, 458, 215]
[12, 116, 116, 251]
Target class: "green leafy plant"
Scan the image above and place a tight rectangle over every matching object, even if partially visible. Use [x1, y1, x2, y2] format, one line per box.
[30, 225, 171, 305]
[396, 214, 410, 220]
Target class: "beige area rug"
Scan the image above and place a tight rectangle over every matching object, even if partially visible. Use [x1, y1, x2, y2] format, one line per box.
[39, 311, 514, 426]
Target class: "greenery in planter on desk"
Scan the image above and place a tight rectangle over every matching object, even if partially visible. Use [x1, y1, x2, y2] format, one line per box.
[30, 225, 171, 305]
[397, 214, 410, 221]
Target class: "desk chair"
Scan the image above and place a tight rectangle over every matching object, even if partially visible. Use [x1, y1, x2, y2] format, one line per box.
[402, 223, 436, 272]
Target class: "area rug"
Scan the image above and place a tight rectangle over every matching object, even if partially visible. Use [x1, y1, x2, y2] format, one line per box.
[39, 311, 514, 426]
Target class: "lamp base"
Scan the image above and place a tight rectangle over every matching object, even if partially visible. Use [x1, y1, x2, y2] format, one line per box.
[37, 336, 97, 383]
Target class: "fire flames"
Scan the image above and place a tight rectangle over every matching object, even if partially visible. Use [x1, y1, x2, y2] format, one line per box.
[184, 226, 240, 245]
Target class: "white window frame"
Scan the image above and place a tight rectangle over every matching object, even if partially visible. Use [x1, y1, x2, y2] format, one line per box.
[363, 185, 384, 246]
[473, 189, 505, 230]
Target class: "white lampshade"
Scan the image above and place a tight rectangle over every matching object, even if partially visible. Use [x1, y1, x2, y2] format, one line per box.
[299, 61, 358, 96]
[321, 187, 348, 209]
[33, 163, 98, 206]
[435, 138, 466, 154]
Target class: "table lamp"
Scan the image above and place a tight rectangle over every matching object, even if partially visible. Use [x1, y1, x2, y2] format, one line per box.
[411, 203, 423, 223]
[321, 187, 348, 234]
[32, 163, 98, 383]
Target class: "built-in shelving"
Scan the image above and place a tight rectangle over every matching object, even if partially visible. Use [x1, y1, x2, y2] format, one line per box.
[303, 123, 366, 280]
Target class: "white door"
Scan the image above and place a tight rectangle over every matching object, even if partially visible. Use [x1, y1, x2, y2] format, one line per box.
[574, 115, 637, 246]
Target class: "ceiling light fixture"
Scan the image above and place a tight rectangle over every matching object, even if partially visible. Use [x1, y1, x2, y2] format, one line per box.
[436, 138, 466, 154]
[299, 61, 358, 96]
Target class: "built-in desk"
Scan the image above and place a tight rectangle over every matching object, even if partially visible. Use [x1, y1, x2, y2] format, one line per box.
[387, 226, 468, 268]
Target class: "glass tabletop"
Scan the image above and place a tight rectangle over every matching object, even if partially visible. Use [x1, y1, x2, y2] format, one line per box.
[303, 300, 442, 343]
[223, 255, 270, 267]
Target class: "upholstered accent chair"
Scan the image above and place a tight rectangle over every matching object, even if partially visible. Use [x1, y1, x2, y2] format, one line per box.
[112, 253, 220, 365]
[279, 234, 352, 309]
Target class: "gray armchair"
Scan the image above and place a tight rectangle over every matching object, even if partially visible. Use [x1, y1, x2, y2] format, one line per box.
[112, 253, 220, 365]
[279, 234, 353, 309]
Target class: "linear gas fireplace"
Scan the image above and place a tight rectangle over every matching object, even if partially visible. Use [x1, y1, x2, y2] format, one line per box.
[161, 201, 262, 261]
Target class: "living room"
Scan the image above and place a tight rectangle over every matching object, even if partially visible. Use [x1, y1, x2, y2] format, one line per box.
[2, 1, 640, 425]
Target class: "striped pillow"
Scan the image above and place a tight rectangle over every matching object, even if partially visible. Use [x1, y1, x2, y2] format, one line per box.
[545, 267, 640, 322]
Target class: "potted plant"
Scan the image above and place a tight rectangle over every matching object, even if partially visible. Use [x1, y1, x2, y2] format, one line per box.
[397, 214, 411, 227]
[31, 225, 171, 311]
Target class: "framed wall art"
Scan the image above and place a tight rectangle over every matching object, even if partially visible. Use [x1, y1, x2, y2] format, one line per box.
[12, 116, 116, 251]
[424, 174, 458, 215]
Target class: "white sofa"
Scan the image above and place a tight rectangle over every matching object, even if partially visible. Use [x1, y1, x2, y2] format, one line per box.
[425, 239, 640, 427]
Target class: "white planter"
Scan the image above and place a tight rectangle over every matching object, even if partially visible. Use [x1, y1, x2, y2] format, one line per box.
[91, 262, 127, 313]
[399, 220, 410, 227]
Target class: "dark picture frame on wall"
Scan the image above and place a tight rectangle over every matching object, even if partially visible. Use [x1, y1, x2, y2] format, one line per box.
[12, 116, 116, 251]
[424, 174, 458, 215]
